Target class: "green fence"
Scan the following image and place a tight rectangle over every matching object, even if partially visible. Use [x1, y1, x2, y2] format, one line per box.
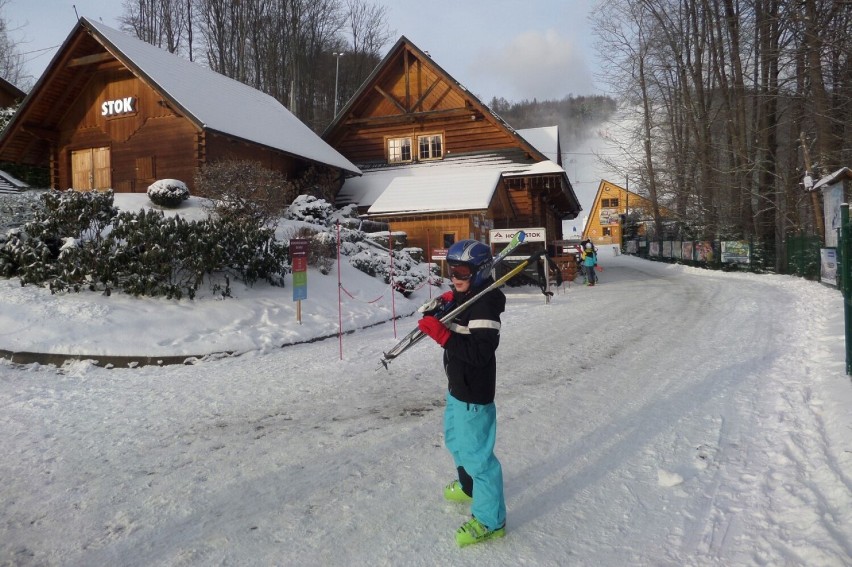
[786, 233, 822, 279]
[841, 205, 852, 375]
[624, 235, 821, 277]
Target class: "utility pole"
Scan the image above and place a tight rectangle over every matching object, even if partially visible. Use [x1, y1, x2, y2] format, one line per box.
[333, 52, 344, 117]
[800, 132, 825, 240]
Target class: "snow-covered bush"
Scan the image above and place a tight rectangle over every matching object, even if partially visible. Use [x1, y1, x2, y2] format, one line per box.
[284, 195, 334, 225]
[1, 189, 289, 298]
[0, 190, 44, 233]
[347, 241, 432, 294]
[0, 104, 18, 132]
[287, 225, 336, 275]
[147, 179, 189, 208]
[329, 204, 361, 229]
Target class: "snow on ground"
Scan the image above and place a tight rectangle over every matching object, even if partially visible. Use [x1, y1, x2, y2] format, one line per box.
[1, 242, 851, 565]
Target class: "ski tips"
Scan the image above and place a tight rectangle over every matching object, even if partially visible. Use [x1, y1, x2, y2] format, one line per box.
[517, 230, 526, 242]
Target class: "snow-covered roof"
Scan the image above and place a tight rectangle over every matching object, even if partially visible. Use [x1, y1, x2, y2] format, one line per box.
[813, 167, 852, 191]
[0, 168, 28, 191]
[517, 126, 560, 162]
[502, 160, 565, 177]
[84, 18, 360, 177]
[366, 170, 503, 215]
[338, 151, 566, 211]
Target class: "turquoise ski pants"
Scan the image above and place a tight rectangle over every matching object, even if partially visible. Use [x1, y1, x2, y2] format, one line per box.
[444, 391, 506, 529]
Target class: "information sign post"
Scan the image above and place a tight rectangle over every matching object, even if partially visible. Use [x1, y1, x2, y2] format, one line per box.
[290, 238, 310, 324]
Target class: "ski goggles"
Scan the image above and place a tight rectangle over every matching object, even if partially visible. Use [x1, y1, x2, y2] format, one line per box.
[449, 264, 473, 281]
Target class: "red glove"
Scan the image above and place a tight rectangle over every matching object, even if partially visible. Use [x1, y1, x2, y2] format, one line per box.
[418, 316, 451, 347]
[441, 290, 454, 302]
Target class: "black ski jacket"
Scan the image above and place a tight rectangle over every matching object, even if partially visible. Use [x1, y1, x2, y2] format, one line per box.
[442, 282, 506, 405]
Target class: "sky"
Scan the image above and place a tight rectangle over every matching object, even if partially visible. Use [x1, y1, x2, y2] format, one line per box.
[0, 195, 851, 565]
[3, 0, 603, 101]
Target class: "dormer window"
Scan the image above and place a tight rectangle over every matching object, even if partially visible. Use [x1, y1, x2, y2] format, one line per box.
[418, 134, 443, 160]
[387, 133, 444, 164]
[388, 137, 412, 163]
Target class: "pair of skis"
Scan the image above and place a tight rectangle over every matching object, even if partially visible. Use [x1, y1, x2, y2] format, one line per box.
[378, 230, 538, 371]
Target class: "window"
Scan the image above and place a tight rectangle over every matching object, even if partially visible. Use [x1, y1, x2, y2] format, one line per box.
[603, 227, 612, 236]
[388, 137, 412, 163]
[418, 134, 443, 160]
[443, 233, 455, 248]
[602, 198, 619, 208]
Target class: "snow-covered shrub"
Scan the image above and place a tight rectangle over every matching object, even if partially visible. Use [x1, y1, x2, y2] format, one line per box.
[284, 195, 334, 225]
[366, 231, 408, 250]
[347, 239, 430, 294]
[329, 203, 361, 229]
[1, 189, 288, 298]
[289, 225, 336, 275]
[0, 104, 18, 132]
[0, 190, 43, 233]
[147, 179, 189, 208]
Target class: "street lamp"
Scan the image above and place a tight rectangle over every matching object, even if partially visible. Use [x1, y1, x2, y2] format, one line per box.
[333, 52, 344, 117]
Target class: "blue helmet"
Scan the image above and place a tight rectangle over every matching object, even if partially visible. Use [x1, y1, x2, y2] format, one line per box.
[446, 240, 493, 288]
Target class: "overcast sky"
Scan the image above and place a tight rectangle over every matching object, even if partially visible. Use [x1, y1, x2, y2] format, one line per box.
[4, 0, 603, 101]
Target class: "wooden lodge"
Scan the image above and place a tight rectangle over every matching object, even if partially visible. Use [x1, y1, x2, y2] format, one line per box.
[0, 18, 360, 194]
[323, 36, 581, 258]
[583, 179, 675, 247]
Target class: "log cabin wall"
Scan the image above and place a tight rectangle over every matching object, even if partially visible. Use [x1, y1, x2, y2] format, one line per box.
[57, 67, 199, 192]
[329, 55, 518, 163]
[383, 211, 498, 260]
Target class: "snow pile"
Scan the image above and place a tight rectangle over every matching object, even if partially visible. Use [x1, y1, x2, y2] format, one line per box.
[146, 179, 190, 208]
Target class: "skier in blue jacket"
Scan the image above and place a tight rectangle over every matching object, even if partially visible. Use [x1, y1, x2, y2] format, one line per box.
[418, 239, 507, 547]
[582, 242, 598, 286]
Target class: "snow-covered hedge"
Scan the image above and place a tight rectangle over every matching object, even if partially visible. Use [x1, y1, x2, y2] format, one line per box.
[0, 190, 288, 298]
[0, 191, 440, 298]
[147, 179, 189, 208]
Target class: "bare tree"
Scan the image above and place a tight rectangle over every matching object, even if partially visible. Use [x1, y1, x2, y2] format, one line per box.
[120, 0, 191, 56]
[0, 0, 26, 89]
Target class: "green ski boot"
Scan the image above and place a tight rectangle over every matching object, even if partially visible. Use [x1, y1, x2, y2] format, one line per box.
[443, 480, 472, 503]
[455, 516, 505, 547]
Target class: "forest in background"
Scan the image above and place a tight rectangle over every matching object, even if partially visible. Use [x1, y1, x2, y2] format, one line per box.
[591, 0, 850, 262]
[1, 0, 848, 268]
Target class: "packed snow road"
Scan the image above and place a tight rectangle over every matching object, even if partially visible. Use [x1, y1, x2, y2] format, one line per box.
[1, 254, 850, 566]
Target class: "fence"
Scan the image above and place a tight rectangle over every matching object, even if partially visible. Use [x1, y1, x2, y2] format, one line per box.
[623, 235, 821, 278]
[841, 205, 852, 375]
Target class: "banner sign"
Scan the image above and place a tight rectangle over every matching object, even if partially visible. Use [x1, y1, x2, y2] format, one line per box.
[431, 248, 448, 261]
[820, 248, 838, 286]
[490, 227, 545, 243]
[290, 238, 309, 301]
[722, 240, 750, 264]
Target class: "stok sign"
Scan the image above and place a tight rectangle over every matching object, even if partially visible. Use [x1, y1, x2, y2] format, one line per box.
[101, 97, 136, 117]
[489, 227, 546, 243]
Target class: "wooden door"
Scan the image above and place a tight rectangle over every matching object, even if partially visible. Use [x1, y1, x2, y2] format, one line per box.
[92, 147, 111, 189]
[71, 149, 93, 189]
[71, 147, 111, 190]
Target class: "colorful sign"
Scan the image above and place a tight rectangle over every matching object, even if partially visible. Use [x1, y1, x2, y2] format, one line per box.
[721, 241, 750, 264]
[290, 238, 310, 302]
